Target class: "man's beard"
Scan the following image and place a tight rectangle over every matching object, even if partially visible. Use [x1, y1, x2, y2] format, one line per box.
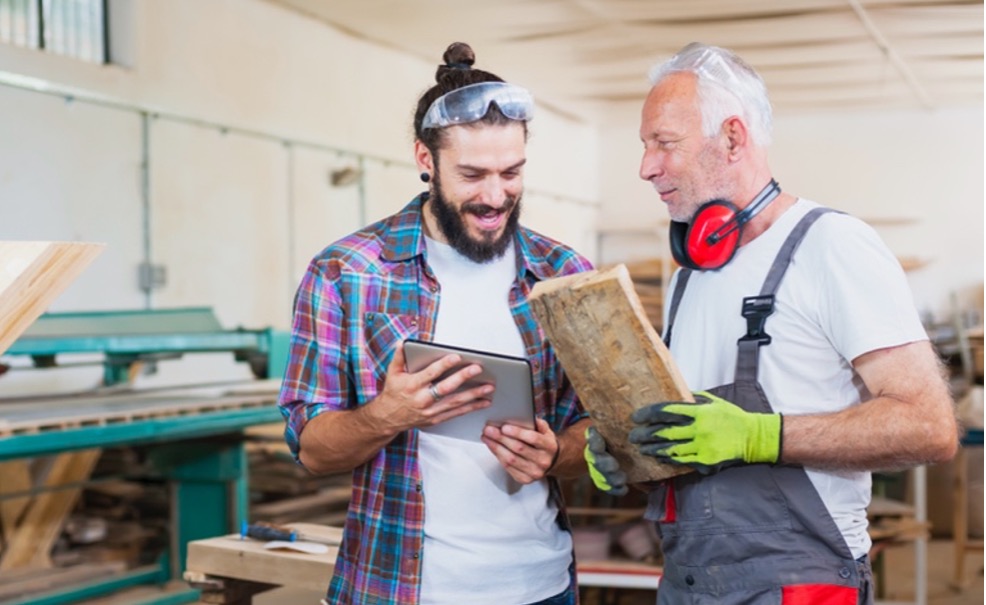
[428, 170, 522, 263]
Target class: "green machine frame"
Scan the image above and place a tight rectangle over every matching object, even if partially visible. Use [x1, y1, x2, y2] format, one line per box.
[0, 308, 290, 605]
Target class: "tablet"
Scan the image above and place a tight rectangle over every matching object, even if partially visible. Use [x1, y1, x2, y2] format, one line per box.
[403, 339, 536, 441]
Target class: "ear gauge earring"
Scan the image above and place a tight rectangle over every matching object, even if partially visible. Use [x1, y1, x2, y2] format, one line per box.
[420, 172, 431, 183]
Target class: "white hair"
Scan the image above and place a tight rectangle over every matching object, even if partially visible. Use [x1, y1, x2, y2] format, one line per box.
[648, 42, 773, 147]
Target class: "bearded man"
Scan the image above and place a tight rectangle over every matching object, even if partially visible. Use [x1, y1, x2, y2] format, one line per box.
[278, 42, 592, 605]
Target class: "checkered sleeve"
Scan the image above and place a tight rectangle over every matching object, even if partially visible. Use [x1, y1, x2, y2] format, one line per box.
[277, 258, 350, 460]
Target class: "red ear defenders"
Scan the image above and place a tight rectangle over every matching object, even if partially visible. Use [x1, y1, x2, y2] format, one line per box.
[669, 180, 781, 271]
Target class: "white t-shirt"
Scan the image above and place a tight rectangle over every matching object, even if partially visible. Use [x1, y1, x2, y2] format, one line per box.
[663, 199, 927, 558]
[418, 236, 571, 605]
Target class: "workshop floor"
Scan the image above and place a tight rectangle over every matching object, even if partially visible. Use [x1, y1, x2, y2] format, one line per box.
[253, 539, 983, 605]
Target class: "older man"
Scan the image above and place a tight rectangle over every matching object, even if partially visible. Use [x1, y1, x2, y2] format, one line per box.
[586, 42, 957, 604]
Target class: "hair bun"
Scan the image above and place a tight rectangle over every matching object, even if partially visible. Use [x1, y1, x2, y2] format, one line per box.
[443, 42, 475, 68]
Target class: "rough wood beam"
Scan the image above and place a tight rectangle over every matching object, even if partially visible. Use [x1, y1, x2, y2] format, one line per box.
[529, 264, 693, 483]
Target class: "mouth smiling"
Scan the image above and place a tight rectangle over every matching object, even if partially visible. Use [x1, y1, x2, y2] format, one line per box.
[657, 187, 677, 202]
[464, 204, 510, 232]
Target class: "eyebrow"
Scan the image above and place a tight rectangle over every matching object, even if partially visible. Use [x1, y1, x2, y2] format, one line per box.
[457, 158, 527, 173]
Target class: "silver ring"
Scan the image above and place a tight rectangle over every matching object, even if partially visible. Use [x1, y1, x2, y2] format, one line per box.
[428, 383, 442, 402]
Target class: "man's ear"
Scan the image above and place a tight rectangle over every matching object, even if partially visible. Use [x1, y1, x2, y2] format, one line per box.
[414, 140, 434, 175]
[722, 116, 748, 159]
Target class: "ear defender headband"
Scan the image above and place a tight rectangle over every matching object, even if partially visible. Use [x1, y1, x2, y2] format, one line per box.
[669, 179, 781, 271]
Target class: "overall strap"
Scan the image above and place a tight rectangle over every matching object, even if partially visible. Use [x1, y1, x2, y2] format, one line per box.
[662, 268, 693, 347]
[735, 207, 838, 382]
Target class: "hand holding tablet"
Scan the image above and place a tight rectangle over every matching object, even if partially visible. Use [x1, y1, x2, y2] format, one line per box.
[403, 339, 536, 441]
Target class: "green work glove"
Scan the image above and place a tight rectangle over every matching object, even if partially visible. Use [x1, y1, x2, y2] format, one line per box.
[628, 391, 782, 475]
[584, 426, 628, 496]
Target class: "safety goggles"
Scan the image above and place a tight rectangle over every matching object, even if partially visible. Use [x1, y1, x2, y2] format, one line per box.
[689, 45, 747, 92]
[422, 82, 534, 129]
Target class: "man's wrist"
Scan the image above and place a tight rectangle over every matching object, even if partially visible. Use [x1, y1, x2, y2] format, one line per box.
[546, 440, 561, 474]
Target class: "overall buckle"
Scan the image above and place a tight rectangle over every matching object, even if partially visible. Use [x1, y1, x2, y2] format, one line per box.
[738, 295, 774, 345]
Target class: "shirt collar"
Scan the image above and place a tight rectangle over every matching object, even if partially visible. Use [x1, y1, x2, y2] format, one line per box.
[380, 194, 429, 263]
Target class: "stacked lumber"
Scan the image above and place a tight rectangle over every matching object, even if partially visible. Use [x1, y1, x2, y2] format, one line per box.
[0, 447, 175, 601]
[56, 473, 170, 566]
[248, 450, 352, 526]
[0, 450, 102, 572]
[867, 495, 930, 544]
[249, 450, 348, 496]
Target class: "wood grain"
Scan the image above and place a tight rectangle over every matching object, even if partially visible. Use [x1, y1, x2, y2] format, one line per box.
[0, 449, 102, 571]
[186, 523, 340, 593]
[529, 264, 693, 483]
[0, 241, 104, 356]
[0, 461, 32, 547]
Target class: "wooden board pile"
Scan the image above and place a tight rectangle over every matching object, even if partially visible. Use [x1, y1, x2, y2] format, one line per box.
[248, 449, 352, 527]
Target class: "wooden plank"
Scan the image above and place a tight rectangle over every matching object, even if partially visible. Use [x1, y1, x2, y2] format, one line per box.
[0, 561, 126, 601]
[529, 264, 693, 483]
[0, 449, 102, 571]
[0, 460, 33, 547]
[0, 241, 104, 356]
[0, 391, 275, 437]
[186, 523, 340, 593]
[250, 486, 351, 524]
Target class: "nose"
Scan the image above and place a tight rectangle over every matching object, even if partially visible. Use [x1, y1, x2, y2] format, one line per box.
[480, 176, 509, 208]
[639, 147, 664, 182]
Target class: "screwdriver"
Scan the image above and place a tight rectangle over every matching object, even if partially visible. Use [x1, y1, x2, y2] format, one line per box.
[240, 522, 339, 545]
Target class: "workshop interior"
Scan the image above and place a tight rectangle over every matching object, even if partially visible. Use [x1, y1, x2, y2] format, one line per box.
[0, 1, 982, 604]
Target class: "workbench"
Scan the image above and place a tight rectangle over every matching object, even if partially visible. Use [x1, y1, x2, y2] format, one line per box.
[0, 386, 283, 605]
[183, 497, 938, 603]
[183, 523, 661, 603]
[184, 523, 340, 602]
[0, 307, 289, 605]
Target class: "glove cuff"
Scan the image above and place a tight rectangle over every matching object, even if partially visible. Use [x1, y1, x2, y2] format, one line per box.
[749, 412, 782, 463]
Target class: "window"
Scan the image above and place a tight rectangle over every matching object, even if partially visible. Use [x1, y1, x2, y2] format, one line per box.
[0, 0, 107, 65]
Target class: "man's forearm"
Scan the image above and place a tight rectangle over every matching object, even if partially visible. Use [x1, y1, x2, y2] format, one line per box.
[782, 341, 957, 471]
[549, 418, 592, 478]
[782, 394, 957, 471]
[298, 402, 401, 475]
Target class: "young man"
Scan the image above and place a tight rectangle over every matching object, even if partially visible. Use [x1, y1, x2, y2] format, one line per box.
[585, 43, 957, 604]
[279, 42, 591, 605]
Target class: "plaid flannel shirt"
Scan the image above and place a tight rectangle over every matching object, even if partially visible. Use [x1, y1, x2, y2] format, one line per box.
[278, 195, 592, 604]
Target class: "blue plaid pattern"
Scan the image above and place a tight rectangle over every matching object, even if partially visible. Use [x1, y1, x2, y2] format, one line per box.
[278, 195, 592, 604]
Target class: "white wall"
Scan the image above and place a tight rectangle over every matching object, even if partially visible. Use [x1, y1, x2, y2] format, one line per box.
[0, 0, 600, 330]
[0, 0, 599, 394]
[598, 103, 984, 321]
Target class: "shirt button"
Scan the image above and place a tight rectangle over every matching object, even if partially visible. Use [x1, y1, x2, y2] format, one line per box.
[430, 285, 438, 293]
[415, 483, 422, 492]
[685, 575, 695, 586]
[839, 566, 851, 579]
[413, 552, 420, 559]
[532, 360, 540, 370]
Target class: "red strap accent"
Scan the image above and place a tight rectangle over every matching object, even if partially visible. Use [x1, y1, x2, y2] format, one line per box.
[662, 480, 676, 522]
[782, 584, 857, 605]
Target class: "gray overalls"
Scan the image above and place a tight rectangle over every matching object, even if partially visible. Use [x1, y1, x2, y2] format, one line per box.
[651, 208, 873, 604]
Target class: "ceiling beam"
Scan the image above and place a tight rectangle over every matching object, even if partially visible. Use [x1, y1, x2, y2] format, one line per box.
[848, 0, 934, 108]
